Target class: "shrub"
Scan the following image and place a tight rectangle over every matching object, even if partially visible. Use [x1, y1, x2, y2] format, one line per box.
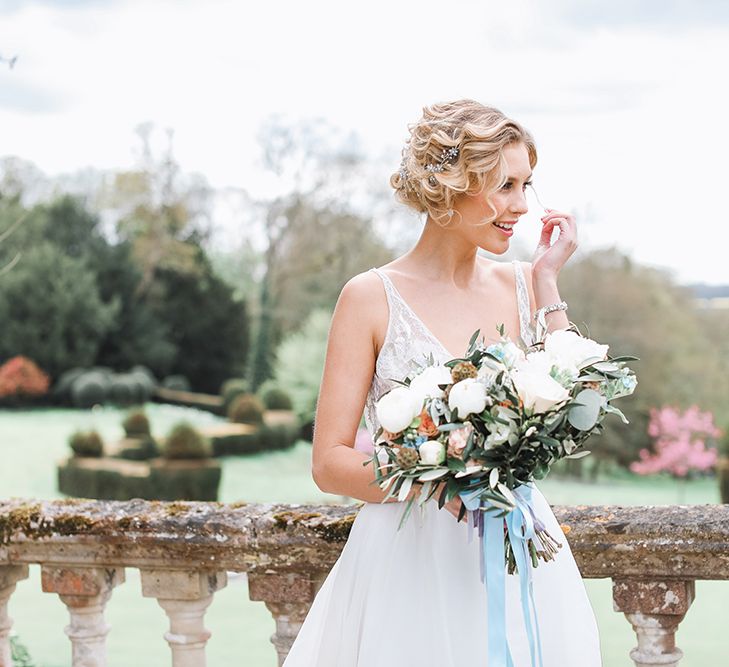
[71, 371, 111, 408]
[221, 378, 249, 411]
[109, 373, 144, 406]
[122, 409, 151, 437]
[52, 367, 86, 403]
[0, 355, 50, 400]
[271, 308, 331, 423]
[228, 393, 265, 425]
[162, 374, 191, 392]
[260, 385, 293, 410]
[162, 422, 211, 459]
[69, 430, 104, 457]
[115, 436, 158, 461]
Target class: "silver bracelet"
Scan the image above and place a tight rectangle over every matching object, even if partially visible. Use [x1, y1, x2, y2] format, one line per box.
[533, 301, 568, 322]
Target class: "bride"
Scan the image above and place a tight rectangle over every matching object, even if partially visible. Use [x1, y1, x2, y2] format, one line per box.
[283, 99, 602, 666]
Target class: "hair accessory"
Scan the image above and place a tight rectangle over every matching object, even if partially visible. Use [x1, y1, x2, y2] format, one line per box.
[425, 146, 459, 185]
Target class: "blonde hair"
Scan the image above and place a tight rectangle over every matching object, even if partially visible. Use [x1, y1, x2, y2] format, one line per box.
[390, 99, 538, 225]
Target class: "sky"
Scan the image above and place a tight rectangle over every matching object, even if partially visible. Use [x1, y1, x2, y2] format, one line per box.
[1, 0, 728, 284]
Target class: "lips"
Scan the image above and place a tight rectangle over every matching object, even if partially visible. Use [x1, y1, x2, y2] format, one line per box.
[493, 220, 517, 236]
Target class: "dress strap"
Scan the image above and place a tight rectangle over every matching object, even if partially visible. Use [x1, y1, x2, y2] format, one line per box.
[370, 266, 395, 297]
[512, 260, 536, 347]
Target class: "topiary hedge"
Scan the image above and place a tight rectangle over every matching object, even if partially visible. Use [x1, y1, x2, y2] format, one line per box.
[228, 393, 265, 425]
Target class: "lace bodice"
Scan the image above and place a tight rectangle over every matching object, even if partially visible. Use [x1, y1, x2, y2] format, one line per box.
[362, 260, 536, 440]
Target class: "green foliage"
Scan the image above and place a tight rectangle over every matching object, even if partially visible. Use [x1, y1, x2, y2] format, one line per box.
[162, 374, 191, 391]
[148, 243, 250, 393]
[228, 393, 265, 425]
[122, 409, 151, 437]
[69, 430, 104, 457]
[70, 371, 112, 408]
[260, 385, 293, 410]
[559, 248, 729, 475]
[115, 436, 158, 461]
[271, 308, 332, 423]
[162, 422, 211, 459]
[0, 242, 119, 379]
[10, 634, 36, 667]
[221, 378, 250, 412]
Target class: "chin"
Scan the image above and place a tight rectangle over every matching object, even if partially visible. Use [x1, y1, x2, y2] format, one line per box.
[477, 241, 509, 255]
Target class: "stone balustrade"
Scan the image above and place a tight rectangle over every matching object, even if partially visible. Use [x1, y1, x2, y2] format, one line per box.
[1, 498, 727, 666]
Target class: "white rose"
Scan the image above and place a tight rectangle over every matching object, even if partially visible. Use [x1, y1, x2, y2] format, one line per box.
[544, 330, 609, 370]
[408, 365, 453, 404]
[448, 378, 488, 418]
[517, 350, 554, 375]
[512, 367, 570, 414]
[419, 439, 446, 465]
[375, 386, 422, 433]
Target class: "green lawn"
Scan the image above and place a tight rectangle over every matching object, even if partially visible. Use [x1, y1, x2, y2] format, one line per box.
[2, 404, 725, 666]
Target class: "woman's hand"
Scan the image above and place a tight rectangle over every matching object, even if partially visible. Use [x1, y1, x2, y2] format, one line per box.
[532, 208, 578, 280]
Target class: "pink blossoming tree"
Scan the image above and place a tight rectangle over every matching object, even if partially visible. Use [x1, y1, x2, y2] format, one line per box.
[630, 405, 721, 502]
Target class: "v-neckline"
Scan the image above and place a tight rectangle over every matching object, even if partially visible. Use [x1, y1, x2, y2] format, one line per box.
[374, 268, 467, 361]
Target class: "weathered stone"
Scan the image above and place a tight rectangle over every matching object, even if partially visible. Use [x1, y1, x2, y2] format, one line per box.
[613, 579, 695, 667]
[1, 498, 728, 666]
[41, 566, 124, 667]
[0, 565, 29, 667]
[141, 569, 227, 667]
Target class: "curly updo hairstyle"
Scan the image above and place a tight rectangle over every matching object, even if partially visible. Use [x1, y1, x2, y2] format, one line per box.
[390, 99, 538, 226]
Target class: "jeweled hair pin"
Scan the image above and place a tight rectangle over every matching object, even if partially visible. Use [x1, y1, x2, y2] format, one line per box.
[425, 146, 459, 185]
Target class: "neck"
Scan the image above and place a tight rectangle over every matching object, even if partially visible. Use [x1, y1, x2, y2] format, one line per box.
[400, 216, 482, 287]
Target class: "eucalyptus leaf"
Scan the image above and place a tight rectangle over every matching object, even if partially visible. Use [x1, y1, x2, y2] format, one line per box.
[397, 476, 413, 502]
[564, 449, 591, 460]
[568, 389, 603, 431]
[603, 402, 630, 424]
[418, 468, 449, 482]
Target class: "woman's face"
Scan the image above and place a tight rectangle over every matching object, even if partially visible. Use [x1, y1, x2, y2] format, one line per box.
[450, 141, 532, 254]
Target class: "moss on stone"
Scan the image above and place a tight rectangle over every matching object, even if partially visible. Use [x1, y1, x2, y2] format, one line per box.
[309, 514, 355, 543]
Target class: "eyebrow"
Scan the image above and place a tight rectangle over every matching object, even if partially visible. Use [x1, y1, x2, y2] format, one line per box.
[506, 173, 533, 181]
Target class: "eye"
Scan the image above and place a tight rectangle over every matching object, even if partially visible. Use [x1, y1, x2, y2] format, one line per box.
[501, 180, 533, 191]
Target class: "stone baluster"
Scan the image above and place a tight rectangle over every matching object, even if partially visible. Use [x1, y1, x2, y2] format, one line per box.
[140, 569, 226, 667]
[612, 578, 695, 667]
[248, 571, 326, 667]
[0, 565, 29, 667]
[40, 566, 125, 667]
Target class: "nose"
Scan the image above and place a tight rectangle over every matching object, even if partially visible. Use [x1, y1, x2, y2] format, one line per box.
[510, 188, 529, 216]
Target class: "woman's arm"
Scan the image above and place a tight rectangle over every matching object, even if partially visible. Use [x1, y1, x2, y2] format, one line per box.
[528, 208, 578, 333]
[311, 272, 419, 504]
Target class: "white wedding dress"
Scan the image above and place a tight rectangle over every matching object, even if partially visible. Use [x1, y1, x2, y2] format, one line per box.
[282, 261, 602, 666]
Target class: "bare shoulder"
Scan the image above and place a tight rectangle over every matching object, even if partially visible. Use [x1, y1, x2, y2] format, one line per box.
[333, 269, 389, 353]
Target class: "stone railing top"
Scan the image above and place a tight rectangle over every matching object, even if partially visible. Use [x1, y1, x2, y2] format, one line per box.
[1, 498, 728, 580]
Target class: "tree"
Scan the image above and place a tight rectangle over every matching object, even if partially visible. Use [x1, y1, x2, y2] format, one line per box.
[104, 123, 212, 298]
[149, 239, 250, 394]
[245, 115, 390, 390]
[557, 247, 729, 477]
[0, 242, 119, 378]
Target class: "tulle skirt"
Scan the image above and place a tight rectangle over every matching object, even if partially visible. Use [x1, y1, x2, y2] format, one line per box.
[282, 485, 602, 666]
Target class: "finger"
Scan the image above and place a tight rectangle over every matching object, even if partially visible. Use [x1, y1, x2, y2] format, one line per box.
[541, 212, 573, 224]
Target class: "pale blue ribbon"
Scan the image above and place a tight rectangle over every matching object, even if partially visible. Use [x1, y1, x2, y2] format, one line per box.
[459, 483, 545, 667]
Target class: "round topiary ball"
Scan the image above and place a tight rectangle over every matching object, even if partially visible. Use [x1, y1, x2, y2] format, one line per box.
[162, 422, 211, 459]
[122, 409, 151, 437]
[69, 430, 104, 457]
[261, 386, 293, 410]
[221, 378, 250, 412]
[52, 367, 87, 403]
[109, 373, 143, 407]
[228, 393, 265, 425]
[70, 371, 111, 408]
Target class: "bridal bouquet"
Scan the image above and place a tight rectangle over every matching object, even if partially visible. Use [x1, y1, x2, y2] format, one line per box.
[365, 324, 637, 573]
